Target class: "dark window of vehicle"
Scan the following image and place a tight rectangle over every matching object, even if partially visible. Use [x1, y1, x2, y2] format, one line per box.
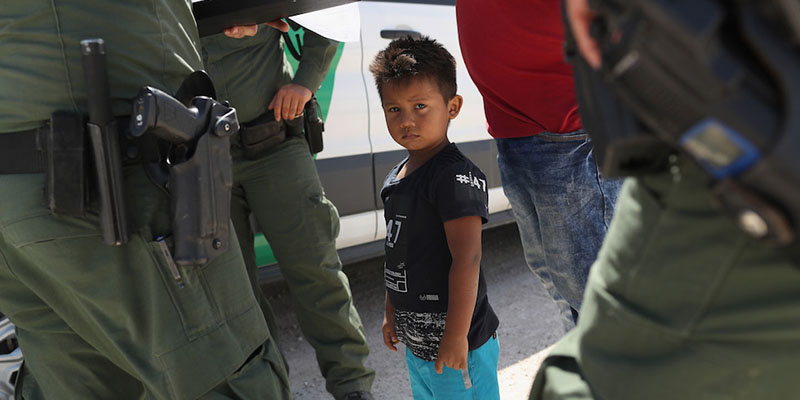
[363, 0, 456, 6]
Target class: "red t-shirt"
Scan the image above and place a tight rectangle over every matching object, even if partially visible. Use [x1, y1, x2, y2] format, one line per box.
[456, 0, 582, 138]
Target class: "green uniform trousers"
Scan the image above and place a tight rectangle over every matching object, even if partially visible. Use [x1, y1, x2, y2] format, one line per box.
[0, 166, 290, 400]
[230, 136, 375, 399]
[530, 154, 800, 400]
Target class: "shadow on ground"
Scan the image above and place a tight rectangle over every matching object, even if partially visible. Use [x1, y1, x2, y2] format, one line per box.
[263, 223, 564, 399]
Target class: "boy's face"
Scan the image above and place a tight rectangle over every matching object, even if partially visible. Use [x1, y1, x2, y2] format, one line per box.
[381, 77, 463, 153]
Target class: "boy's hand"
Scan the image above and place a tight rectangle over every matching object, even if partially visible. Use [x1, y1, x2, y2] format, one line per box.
[383, 293, 399, 351]
[434, 333, 469, 373]
[382, 315, 399, 352]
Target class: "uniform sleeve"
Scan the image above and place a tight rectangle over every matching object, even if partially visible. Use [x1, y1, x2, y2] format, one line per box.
[433, 162, 489, 224]
[290, 21, 339, 93]
[200, 28, 287, 123]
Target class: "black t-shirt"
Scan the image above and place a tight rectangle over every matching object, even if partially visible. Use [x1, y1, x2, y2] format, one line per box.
[381, 143, 499, 361]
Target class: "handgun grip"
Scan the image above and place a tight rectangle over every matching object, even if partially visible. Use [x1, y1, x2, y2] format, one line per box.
[130, 87, 207, 143]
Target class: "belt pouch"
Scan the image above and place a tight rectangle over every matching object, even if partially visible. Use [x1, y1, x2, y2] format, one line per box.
[45, 111, 87, 216]
[303, 97, 324, 154]
[284, 116, 304, 138]
[240, 113, 285, 160]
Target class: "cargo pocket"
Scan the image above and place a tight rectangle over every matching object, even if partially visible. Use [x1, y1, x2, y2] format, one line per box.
[146, 224, 259, 342]
[304, 193, 340, 245]
[146, 238, 218, 341]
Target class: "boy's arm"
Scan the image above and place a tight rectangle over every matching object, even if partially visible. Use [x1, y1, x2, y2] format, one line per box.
[382, 291, 399, 351]
[435, 215, 483, 373]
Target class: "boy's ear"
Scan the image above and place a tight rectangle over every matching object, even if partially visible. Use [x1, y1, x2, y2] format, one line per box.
[447, 94, 463, 120]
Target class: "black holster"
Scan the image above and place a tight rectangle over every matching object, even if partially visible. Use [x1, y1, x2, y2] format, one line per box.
[131, 85, 239, 265]
[168, 112, 234, 265]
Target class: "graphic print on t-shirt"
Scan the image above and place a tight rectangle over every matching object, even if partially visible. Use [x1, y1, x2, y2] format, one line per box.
[395, 309, 447, 362]
[455, 170, 486, 192]
[385, 214, 405, 249]
[385, 262, 408, 293]
[385, 212, 408, 293]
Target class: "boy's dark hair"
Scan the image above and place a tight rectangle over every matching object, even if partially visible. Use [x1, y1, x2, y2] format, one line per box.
[369, 36, 457, 102]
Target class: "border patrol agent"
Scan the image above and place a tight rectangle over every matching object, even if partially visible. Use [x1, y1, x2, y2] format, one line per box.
[201, 22, 376, 400]
[0, 1, 290, 399]
[530, 0, 800, 398]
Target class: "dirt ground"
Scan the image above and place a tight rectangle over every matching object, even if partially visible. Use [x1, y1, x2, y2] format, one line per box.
[263, 223, 566, 399]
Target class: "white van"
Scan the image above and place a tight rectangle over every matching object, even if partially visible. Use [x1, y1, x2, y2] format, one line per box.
[0, 2, 514, 396]
[254, 0, 513, 276]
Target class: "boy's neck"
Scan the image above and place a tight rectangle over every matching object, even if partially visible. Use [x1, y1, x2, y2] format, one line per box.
[399, 138, 451, 178]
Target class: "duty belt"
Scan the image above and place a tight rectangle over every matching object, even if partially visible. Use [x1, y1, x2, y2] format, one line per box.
[0, 116, 137, 175]
[0, 128, 49, 174]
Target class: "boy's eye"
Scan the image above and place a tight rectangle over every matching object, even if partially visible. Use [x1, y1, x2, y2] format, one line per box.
[387, 106, 399, 113]
[415, 103, 426, 110]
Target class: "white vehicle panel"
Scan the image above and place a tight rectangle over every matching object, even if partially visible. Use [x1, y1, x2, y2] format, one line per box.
[358, 2, 488, 154]
[317, 35, 372, 160]
[337, 210, 379, 248]
[318, 0, 512, 253]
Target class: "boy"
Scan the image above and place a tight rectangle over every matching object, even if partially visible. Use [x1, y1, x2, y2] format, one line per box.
[369, 37, 501, 399]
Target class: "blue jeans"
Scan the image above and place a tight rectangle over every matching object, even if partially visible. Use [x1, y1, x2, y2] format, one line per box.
[496, 132, 621, 332]
[406, 335, 500, 400]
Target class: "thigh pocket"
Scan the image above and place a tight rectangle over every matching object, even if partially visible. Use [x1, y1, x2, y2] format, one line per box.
[3, 211, 100, 249]
[146, 237, 257, 342]
[292, 194, 339, 246]
[3, 216, 229, 349]
[146, 239, 219, 341]
[466, 336, 500, 399]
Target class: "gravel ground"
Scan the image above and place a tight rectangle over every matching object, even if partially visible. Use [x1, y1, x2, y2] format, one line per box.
[262, 223, 565, 399]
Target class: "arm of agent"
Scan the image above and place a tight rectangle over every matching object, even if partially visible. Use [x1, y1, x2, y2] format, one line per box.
[565, 0, 603, 69]
[435, 215, 483, 373]
[224, 20, 339, 121]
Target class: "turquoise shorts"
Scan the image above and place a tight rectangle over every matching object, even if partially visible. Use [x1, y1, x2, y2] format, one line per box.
[405, 335, 500, 400]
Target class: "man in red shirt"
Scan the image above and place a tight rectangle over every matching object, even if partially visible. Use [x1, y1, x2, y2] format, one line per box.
[456, 0, 621, 332]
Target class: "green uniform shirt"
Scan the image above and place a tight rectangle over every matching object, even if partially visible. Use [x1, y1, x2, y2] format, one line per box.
[201, 22, 338, 124]
[0, 0, 202, 133]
